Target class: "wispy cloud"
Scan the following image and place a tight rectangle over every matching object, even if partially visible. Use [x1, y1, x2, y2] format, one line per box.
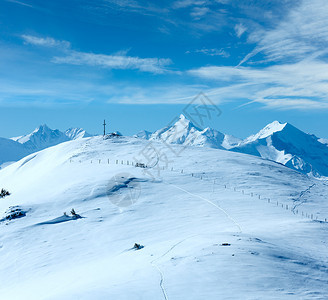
[239, 0, 328, 65]
[21, 35, 172, 74]
[172, 0, 206, 9]
[92, 0, 168, 16]
[21, 35, 71, 48]
[183, 0, 328, 110]
[186, 48, 229, 57]
[52, 51, 172, 73]
[190, 6, 209, 18]
[189, 58, 328, 110]
[234, 23, 246, 38]
[5, 0, 33, 8]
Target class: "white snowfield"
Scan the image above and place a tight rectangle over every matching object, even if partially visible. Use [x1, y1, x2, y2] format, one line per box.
[0, 136, 328, 299]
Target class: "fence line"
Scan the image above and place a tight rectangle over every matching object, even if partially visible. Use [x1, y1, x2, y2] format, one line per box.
[68, 158, 327, 223]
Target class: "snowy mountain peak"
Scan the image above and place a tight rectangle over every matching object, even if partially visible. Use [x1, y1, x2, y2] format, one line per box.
[173, 113, 202, 131]
[245, 121, 287, 143]
[134, 130, 152, 139]
[137, 114, 228, 149]
[33, 124, 51, 133]
[179, 113, 186, 120]
[13, 125, 69, 151]
[232, 121, 328, 177]
[65, 128, 92, 140]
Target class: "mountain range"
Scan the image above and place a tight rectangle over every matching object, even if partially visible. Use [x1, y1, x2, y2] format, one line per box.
[1, 116, 328, 177]
[0, 125, 92, 167]
[136, 114, 328, 178]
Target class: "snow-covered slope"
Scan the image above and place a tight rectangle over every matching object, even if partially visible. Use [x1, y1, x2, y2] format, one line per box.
[147, 114, 240, 149]
[232, 121, 328, 177]
[65, 128, 92, 140]
[319, 138, 328, 146]
[12, 124, 70, 152]
[0, 136, 327, 299]
[134, 130, 152, 139]
[0, 137, 31, 167]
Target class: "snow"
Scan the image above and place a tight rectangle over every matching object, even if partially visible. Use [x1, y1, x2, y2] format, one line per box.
[0, 135, 327, 299]
[233, 122, 328, 177]
[65, 128, 92, 140]
[146, 114, 236, 149]
[222, 134, 242, 149]
[12, 124, 70, 151]
[318, 138, 328, 146]
[1, 125, 92, 168]
[244, 121, 287, 143]
[134, 130, 152, 139]
[135, 116, 328, 177]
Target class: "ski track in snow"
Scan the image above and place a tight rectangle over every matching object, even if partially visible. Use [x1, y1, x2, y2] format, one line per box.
[169, 183, 243, 233]
[149, 179, 242, 300]
[150, 263, 168, 300]
[150, 236, 198, 300]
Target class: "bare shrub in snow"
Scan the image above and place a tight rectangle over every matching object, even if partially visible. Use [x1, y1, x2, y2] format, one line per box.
[0, 189, 10, 198]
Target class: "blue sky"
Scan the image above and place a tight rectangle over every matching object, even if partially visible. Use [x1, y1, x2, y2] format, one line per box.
[1, 0, 328, 138]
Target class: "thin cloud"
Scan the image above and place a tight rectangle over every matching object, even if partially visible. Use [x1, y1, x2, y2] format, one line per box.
[186, 48, 230, 57]
[21, 35, 172, 74]
[239, 0, 328, 65]
[172, 0, 206, 9]
[21, 35, 71, 49]
[52, 51, 172, 73]
[189, 58, 328, 110]
[182, 0, 328, 110]
[6, 0, 33, 8]
[234, 23, 246, 38]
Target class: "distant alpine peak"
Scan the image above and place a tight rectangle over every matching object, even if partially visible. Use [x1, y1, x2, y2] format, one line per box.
[176, 114, 189, 125]
[178, 113, 187, 121]
[174, 113, 201, 131]
[65, 128, 91, 140]
[33, 124, 51, 133]
[245, 121, 287, 143]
